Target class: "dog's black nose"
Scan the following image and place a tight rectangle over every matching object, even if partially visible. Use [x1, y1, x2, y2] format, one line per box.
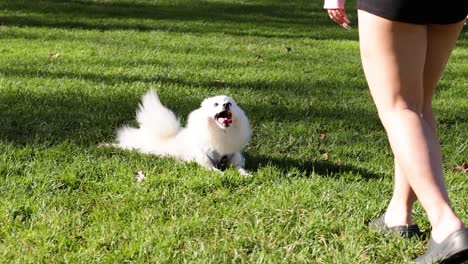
[222, 103, 230, 110]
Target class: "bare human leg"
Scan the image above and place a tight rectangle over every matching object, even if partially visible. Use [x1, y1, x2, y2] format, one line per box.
[420, 21, 466, 240]
[357, 10, 465, 243]
[385, 160, 417, 226]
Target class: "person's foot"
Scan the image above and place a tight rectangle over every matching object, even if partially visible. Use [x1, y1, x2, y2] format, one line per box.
[368, 214, 421, 238]
[414, 227, 468, 263]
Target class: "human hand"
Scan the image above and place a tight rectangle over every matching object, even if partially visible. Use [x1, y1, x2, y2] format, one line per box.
[327, 9, 351, 29]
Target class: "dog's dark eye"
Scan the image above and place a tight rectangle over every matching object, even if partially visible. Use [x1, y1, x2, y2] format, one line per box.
[214, 103, 219, 107]
[227, 102, 232, 106]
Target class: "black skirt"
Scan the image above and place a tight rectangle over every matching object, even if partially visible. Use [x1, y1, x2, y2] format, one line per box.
[358, 0, 468, 24]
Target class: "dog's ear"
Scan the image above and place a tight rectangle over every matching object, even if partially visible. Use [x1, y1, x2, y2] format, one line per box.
[229, 98, 238, 107]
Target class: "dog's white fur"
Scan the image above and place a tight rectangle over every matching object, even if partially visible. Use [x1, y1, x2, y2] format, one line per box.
[114, 89, 251, 175]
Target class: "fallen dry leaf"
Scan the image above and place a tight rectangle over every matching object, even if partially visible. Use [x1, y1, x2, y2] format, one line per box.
[322, 153, 329, 160]
[360, 253, 370, 261]
[133, 171, 146, 182]
[452, 162, 468, 173]
[50, 53, 60, 59]
[319, 133, 326, 140]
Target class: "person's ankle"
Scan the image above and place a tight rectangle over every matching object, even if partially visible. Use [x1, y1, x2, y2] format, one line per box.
[384, 206, 413, 227]
[430, 216, 465, 243]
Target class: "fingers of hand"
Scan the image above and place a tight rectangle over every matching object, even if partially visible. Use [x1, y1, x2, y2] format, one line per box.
[341, 23, 351, 30]
[327, 10, 342, 24]
[327, 9, 351, 29]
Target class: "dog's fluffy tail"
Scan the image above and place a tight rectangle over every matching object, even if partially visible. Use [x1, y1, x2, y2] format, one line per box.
[116, 89, 180, 153]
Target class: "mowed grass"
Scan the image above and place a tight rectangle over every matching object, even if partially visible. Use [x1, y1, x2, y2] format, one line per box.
[0, 0, 467, 263]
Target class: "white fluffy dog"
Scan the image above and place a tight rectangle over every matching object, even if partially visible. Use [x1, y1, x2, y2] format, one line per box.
[114, 89, 252, 175]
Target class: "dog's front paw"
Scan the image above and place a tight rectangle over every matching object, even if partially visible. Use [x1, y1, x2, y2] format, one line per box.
[237, 168, 252, 177]
[212, 167, 224, 174]
[202, 164, 224, 174]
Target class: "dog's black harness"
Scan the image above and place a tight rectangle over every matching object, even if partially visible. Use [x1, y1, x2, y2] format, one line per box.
[207, 150, 234, 171]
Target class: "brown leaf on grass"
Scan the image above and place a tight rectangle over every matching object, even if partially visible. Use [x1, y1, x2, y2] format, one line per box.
[319, 133, 327, 140]
[322, 153, 329, 160]
[133, 171, 146, 182]
[50, 53, 60, 59]
[452, 162, 468, 173]
[284, 47, 292, 53]
[360, 253, 370, 261]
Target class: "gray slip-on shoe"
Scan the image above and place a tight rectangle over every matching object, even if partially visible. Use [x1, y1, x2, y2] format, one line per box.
[368, 214, 421, 239]
[414, 227, 468, 264]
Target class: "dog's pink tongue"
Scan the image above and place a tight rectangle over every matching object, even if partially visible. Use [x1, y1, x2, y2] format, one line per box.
[221, 118, 232, 124]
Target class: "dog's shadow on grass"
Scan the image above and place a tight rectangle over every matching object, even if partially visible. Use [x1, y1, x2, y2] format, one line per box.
[246, 153, 383, 181]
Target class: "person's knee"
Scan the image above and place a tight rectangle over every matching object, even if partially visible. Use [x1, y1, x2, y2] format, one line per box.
[376, 99, 421, 117]
[377, 107, 421, 129]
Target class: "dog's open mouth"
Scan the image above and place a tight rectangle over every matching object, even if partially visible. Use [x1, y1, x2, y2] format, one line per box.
[215, 111, 233, 127]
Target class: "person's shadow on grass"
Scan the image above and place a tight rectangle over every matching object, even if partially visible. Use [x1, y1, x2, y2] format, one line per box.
[245, 153, 383, 180]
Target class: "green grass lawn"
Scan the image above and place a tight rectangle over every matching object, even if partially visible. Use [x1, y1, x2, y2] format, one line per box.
[1, 0, 467, 262]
